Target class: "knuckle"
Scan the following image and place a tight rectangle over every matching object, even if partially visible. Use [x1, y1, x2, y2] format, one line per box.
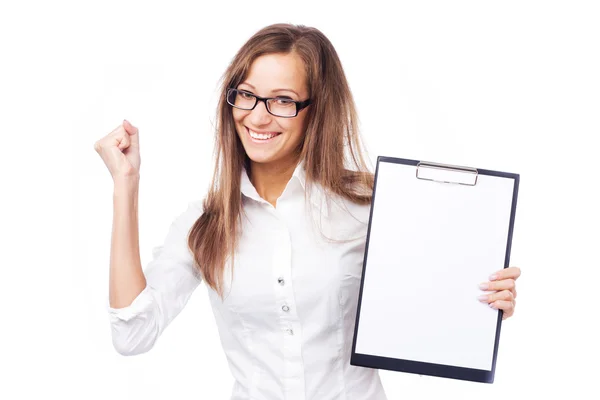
[110, 126, 124, 137]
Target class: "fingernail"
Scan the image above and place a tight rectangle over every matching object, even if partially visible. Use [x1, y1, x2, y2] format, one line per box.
[478, 283, 489, 290]
[123, 119, 129, 124]
[489, 274, 498, 280]
[489, 303, 497, 309]
[477, 295, 488, 302]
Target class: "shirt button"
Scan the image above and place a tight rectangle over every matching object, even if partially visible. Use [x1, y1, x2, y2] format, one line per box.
[277, 277, 285, 286]
[282, 305, 290, 312]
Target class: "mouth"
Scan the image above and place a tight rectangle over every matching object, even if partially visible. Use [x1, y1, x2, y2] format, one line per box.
[245, 127, 282, 143]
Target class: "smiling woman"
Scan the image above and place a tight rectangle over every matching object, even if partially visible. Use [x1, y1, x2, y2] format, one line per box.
[188, 23, 375, 301]
[95, 22, 520, 400]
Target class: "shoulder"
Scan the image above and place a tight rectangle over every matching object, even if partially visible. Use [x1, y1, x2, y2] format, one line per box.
[170, 199, 205, 234]
[329, 172, 374, 224]
[327, 191, 372, 228]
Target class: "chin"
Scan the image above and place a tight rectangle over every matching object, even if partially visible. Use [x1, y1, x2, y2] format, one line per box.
[238, 129, 282, 164]
[244, 149, 282, 165]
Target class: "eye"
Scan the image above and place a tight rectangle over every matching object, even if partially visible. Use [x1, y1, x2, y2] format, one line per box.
[274, 97, 294, 106]
[238, 91, 254, 100]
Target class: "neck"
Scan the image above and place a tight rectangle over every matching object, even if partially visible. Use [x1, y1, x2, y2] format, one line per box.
[249, 155, 301, 207]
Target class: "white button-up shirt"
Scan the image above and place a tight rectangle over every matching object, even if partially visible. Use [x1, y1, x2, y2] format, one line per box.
[108, 162, 388, 400]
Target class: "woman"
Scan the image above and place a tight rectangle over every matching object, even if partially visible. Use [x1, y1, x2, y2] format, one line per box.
[94, 23, 521, 400]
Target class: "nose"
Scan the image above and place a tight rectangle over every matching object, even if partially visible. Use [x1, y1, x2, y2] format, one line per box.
[249, 100, 272, 126]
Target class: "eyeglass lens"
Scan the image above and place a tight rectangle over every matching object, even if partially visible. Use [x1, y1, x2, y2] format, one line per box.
[227, 89, 297, 117]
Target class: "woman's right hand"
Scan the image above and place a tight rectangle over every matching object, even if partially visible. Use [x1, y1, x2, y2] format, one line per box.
[94, 119, 141, 181]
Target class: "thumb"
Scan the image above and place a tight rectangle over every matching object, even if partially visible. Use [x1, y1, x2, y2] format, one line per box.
[122, 119, 140, 147]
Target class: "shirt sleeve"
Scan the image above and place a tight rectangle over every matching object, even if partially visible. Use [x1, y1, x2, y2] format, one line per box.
[107, 200, 204, 356]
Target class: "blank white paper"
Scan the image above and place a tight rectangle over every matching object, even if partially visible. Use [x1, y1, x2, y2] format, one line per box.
[355, 161, 515, 371]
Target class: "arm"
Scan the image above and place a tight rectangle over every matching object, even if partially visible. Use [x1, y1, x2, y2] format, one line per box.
[107, 193, 204, 356]
[109, 177, 146, 309]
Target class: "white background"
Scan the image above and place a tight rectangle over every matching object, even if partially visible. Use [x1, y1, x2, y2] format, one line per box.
[1, 0, 598, 399]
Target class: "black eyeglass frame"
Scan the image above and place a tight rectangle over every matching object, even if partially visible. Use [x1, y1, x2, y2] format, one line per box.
[226, 88, 311, 118]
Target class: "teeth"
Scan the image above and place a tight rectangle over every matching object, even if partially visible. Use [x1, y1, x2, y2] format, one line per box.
[249, 129, 276, 140]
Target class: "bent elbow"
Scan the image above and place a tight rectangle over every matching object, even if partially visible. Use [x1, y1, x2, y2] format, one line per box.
[110, 318, 160, 356]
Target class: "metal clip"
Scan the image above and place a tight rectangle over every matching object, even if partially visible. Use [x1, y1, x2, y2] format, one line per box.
[416, 161, 479, 186]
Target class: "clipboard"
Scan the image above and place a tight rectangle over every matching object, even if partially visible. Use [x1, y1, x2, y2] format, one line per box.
[350, 156, 520, 383]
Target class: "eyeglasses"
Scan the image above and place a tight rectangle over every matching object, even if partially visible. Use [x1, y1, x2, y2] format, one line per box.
[226, 88, 311, 118]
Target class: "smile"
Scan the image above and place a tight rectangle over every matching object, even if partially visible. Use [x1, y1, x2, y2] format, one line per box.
[246, 127, 281, 143]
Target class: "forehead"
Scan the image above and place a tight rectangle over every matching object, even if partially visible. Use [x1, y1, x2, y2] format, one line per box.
[243, 52, 307, 95]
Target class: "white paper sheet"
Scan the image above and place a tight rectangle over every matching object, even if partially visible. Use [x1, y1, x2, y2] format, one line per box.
[355, 161, 515, 371]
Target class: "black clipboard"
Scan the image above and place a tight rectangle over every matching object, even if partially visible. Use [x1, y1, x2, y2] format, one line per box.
[350, 156, 520, 383]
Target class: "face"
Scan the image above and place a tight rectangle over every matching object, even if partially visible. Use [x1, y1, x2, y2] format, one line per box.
[232, 52, 310, 168]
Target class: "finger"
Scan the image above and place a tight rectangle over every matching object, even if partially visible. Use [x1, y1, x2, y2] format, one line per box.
[479, 278, 515, 292]
[123, 119, 137, 133]
[490, 266, 521, 281]
[117, 131, 130, 150]
[97, 131, 125, 152]
[107, 123, 126, 138]
[123, 119, 140, 147]
[490, 300, 515, 319]
[489, 299, 514, 312]
[481, 289, 513, 304]
[94, 135, 120, 153]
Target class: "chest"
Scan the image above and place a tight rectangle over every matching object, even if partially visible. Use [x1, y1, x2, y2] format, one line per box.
[209, 199, 370, 327]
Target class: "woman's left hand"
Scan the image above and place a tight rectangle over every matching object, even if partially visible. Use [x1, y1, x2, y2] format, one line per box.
[478, 266, 521, 320]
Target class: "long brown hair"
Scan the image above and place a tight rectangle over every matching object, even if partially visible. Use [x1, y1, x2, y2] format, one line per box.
[188, 23, 374, 299]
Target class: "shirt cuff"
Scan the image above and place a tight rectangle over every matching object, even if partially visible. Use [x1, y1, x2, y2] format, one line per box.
[107, 285, 154, 322]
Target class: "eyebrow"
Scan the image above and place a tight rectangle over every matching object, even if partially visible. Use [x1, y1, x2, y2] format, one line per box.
[239, 81, 300, 97]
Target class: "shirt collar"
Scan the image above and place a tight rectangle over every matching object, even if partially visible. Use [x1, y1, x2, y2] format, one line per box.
[240, 160, 329, 216]
[291, 159, 307, 189]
